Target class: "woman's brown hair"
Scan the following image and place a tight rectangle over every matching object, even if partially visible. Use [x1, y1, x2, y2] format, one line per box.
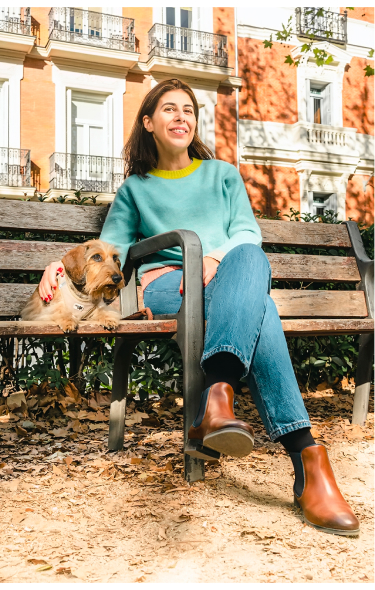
[123, 78, 214, 178]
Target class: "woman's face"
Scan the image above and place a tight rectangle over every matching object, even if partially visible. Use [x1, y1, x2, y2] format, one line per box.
[143, 89, 196, 155]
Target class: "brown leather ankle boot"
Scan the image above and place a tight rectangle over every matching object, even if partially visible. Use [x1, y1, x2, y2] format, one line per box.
[187, 382, 254, 457]
[290, 444, 360, 536]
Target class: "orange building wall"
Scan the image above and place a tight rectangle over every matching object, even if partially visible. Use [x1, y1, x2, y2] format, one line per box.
[213, 7, 236, 70]
[215, 86, 237, 167]
[341, 7, 374, 23]
[123, 73, 152, 145]
[343, 57, 374, 135]
[21, 58, 55, 193]
[240, 164, 300, 217]
[346, 174, 374, 226]
[123, 7, 153, 61]
[238, 38, 298, 124]
[30, 7, 49, 46]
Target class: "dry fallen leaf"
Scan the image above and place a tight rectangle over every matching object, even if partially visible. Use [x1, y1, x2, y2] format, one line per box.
[35, 564, 52, 572]
[158, 527, 167, 540]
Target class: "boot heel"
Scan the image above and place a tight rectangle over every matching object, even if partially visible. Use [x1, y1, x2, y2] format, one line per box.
[294, 496, 301, 508]
[185, 439, 221, 460]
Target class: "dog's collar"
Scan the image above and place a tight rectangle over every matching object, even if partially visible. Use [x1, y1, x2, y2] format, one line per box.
[57, 266, 96, 320]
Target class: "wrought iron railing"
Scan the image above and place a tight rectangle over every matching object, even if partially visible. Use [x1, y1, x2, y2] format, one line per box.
[48, 7, 135, 51]
[0, 148, 31, 187]
[0, 7, 31, 35]
[148, 23, 228, 66]
[49, 153, 124, 193]
[295, 7, 347, 45]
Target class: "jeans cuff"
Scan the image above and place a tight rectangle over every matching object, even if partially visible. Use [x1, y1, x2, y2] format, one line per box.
[201, 345, 248, 378]
[269, 420, 312, 442]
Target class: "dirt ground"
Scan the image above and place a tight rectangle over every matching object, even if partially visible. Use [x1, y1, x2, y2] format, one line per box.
[0, 380, 374, 583]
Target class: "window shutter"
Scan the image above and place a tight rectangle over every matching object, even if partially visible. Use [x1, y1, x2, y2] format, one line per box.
[322, 84, 332, 126]
[306, 79, 312, 122]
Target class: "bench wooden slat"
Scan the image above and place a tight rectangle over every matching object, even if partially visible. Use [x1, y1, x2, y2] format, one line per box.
[0, 201, 352, 248]
[0, 318, 372, 337]
[0, 200, 106, 235]
[271, 290, 367, 318]
[0, 284, 367, 320]
[0, 240, 360, 282]
[258, 219, 351, 248]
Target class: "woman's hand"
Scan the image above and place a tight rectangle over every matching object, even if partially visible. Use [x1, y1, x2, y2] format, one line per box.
[179, 256, 220, 295]
[38, 260, 63, 302]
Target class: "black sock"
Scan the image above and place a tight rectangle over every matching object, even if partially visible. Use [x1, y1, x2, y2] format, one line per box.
[276, 427, 316, 453]
[203, 352, 244, 392]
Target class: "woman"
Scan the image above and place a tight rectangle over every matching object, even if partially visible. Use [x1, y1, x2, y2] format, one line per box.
[39, 78, 359, 536]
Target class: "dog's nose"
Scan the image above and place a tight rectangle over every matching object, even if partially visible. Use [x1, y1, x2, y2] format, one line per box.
[112, 274, 122, 284]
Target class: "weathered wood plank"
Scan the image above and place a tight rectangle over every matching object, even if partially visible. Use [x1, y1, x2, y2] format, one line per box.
[0, 240, 76, 271]
[0, 201, 352, 248]
[267, 254, 360, 282]
[271, 290, 367, 318]
[0, 318, 372, 338]
[0, 240, 360, 282]
[0, 283, 368, 320]
[280, 319, 374, 336]
[258, 219, 351, 248]
[0, 319, 177, 337]
[0, 200, 107, 235]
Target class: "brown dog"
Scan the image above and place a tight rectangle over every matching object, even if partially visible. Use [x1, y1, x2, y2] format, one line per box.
[22, 240, 125, 332]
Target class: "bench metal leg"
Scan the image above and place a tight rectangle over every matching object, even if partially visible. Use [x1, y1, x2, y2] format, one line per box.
[352, 333, 374, 425]
[176, 312, 205, 484]
[108, 337, 139, 450]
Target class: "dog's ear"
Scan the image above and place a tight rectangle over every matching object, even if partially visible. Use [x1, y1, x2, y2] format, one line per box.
[62, 245, 88, 285]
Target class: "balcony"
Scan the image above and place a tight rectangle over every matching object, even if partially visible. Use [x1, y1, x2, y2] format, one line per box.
[0, 147, 36, 199]
[46, 8, 139, 68]
[145, 23, 232, 82]
[295, 7, 347, 46]
[48, 153, 124, 202]
[0, 7, 35, 53]
[239, 120, 362, 174]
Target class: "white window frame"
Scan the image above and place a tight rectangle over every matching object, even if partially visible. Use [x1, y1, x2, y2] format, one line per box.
[52, 64, 125, 157]
[309, 191, 337, 216]
[307, 81, 332, 126]
[0, 58, 23, 149]
[153, 7, 213, 32]
[68, 90, 111, 157]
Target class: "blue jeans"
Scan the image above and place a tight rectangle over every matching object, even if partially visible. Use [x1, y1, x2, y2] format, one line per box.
[144, 243, 311, 441]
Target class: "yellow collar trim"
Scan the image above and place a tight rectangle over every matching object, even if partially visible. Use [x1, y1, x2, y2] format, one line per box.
[148, 158, 202, 179]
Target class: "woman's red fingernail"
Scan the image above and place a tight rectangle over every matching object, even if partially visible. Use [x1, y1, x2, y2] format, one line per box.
[48, 294, 52, 300]
[60, 273, 64, 277]
[57, 267, 63, 272]
[179, 289, 183, 295]
[53, 286, 56, 290]
[44, 298, 48, 302]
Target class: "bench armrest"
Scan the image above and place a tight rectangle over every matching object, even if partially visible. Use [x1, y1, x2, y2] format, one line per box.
[120, 230, 203, 320]
[343, 221, 374, 319]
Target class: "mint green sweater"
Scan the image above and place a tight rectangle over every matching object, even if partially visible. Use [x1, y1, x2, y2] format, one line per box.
[100, 158, 262, 279]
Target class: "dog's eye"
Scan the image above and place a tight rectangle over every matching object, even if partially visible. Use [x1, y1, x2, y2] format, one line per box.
[91, 254, 102, 262]
[113, 255, 119, 262]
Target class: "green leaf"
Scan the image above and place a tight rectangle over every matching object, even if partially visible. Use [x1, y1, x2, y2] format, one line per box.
[97, 372, 109, 385]
[364, 65, 374, 77]
[332, 356, 344, 366]
[324, 55, 334, 65]
[368, 48, 374, 58]
[263, 39, 273, 49]
[314, 360, 326, 367]
[284, 55, 294, 65]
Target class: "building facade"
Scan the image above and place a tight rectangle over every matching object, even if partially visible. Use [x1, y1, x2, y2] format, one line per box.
[0, 6, 373, 224]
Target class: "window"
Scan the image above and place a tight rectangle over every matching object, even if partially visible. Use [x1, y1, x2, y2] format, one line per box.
[166, 7, 192, 28]
[198, 105, 206, 143]
[311, 192, 337, 217]
[307, 81, 332, 125]
[0, 80, 8, 148]
[70, 92, 107, 157]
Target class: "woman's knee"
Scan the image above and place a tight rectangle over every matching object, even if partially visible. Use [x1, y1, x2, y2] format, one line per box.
[223, 243, 270, 274]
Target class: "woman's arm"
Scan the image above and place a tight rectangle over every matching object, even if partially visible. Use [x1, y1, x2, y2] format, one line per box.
[206, 164, 262, 262]
[38, 260, 63, 301]
[99, 183, 140, 269]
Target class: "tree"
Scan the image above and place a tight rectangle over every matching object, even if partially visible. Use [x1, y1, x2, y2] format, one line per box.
[263, 7, 374, 77]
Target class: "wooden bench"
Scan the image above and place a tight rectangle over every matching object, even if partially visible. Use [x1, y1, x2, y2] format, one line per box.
[0, 200, 373, 483]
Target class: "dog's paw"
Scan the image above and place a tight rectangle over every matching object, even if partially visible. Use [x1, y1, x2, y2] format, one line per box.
[58, 318, 79, 333]
[101, 317, 120, 331]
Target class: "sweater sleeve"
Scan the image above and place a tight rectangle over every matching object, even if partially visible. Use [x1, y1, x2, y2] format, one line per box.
[99, 182, 140, 268]
[206, 164, 262, 260]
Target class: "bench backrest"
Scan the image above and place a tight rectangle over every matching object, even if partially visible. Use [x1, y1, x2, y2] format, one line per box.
[0, 200, 369, 322]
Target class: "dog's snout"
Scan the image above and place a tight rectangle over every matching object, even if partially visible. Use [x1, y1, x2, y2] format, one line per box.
[112, 274, 122, 284]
